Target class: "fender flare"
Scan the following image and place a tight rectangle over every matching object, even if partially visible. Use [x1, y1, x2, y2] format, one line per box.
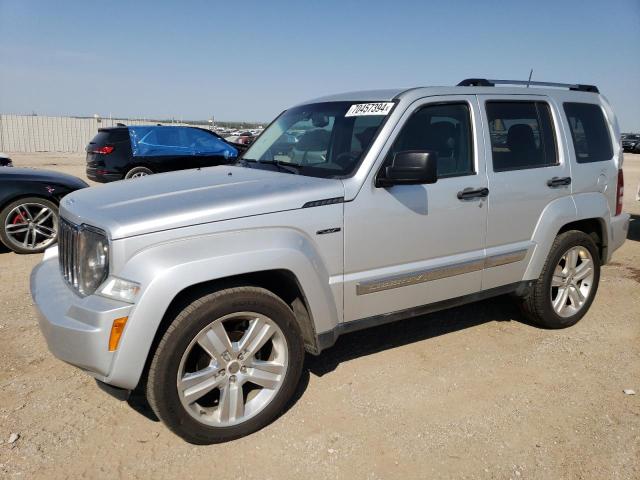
[106, 228, 340, 389]
[524, 193, 610, 280]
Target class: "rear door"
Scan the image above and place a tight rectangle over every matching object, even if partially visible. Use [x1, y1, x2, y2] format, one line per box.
[479, 95, 572, 289]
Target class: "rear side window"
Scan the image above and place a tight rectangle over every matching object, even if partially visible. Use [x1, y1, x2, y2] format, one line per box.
[90, 129, 128, 144]
[486, 101, 558, 171]
[563, 103, 613, 163]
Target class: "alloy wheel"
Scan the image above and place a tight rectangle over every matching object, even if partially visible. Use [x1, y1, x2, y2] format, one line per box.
[177, 312, 289, 427]
[550, 246, 595, 318]
[3, 203, 57, 251]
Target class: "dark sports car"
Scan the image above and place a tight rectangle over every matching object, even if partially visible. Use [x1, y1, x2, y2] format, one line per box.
[0, 168, 88, 254]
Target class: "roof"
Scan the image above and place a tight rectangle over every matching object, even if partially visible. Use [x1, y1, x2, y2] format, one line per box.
[298, 81, 600, 105]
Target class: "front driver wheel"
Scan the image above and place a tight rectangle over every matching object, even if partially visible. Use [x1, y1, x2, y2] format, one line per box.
[146, 287, 304, 444]
[0, 197, 58, 254]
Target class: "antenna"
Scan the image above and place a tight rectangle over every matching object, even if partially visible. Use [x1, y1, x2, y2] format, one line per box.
[527, 69, 533, 88]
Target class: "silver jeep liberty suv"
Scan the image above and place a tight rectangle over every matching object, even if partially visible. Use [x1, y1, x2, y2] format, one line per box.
[31, 78, 630, 443]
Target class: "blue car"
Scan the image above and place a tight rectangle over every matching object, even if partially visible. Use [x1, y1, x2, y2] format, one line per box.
[86, 125, 243, 182]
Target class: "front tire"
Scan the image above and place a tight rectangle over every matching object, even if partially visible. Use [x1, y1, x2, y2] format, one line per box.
[146, 287, 304, 444]
[0, 197, 58, 254]
[520, 230, 600, 328]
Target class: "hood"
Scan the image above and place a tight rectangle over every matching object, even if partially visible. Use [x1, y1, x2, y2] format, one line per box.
[0, 167, 88, 187]
[60, 166, 344, 239]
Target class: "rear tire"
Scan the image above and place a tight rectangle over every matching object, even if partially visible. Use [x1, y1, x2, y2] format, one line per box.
[520, 230, 600, 328]
[125, 166, 153, 179]
[146, 286, 304, 444]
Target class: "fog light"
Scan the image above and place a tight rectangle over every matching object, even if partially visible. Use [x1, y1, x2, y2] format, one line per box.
[98, 277, 140, 303]
[109, 317, 128, 352]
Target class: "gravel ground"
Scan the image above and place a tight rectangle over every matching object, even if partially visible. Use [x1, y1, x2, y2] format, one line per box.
[1, 152, 639, 479]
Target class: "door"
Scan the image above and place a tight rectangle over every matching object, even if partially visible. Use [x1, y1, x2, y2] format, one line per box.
[343, 96, 488, 322]
[479, 96, 573, 290]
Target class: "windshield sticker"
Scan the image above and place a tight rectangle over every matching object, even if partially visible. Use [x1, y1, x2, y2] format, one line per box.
[345, 103, 394, 117]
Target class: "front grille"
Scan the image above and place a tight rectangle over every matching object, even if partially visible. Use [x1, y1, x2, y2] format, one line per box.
[58, 218, 80, 290]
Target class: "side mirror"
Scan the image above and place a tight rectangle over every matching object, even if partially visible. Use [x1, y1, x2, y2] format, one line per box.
[376, 150, 438, 187]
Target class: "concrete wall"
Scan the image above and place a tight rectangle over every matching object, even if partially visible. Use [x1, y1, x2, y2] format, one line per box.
[0, 115, 195, 153]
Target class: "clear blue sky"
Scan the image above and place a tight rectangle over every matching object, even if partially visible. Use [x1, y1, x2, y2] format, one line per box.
[1, 0, 639, 130]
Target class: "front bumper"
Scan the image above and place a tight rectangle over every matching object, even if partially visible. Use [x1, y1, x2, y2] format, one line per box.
[607, 213, 630, 261]
[30, 249, 132, 381]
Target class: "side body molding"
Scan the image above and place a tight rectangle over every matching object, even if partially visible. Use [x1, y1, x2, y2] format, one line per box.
[106, 227, 340, 390]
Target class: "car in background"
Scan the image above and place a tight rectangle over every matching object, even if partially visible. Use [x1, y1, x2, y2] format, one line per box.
[622, 134, 640, 152]
[86, 125, 246, 183]
[0, 153, 13, 167]
[0, 168, 88, 253]
[236, 131, 256, 145]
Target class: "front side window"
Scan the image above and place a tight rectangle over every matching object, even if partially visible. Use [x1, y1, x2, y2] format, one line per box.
[486, 101, 558, 171]
[241, 101, 391, 178]
[382, 103, 474, 178]
[183, 128, 238, 157]
[563, 102, 613, 163]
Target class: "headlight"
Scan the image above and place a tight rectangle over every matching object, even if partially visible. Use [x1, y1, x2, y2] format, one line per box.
[98, 276, 140, 303]
[78, 226, 109, 296]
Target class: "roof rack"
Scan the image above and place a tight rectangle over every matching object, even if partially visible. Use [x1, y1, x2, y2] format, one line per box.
[457, 78, 599, 93]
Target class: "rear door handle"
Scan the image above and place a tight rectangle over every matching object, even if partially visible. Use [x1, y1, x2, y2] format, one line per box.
[547, 176, 571, 188]
[457, 187, 489, 200]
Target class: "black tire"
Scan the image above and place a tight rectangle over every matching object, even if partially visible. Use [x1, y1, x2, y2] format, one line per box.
[146, 286, 304, 444]
[520, 230, 600, 329]
[0, 197, 59, 254]
[124, 166, 153, 179]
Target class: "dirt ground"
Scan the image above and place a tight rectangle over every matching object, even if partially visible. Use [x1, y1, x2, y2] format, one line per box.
[1, 152, 638, 479]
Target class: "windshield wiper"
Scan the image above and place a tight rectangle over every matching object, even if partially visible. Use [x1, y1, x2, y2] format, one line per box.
[255, 160, 302, 175]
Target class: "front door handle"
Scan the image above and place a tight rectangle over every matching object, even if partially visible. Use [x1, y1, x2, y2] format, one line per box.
[547, 176, 571, 188]
[457, 187, 489, 200]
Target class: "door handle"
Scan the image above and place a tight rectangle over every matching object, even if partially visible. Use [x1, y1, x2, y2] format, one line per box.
[547, 176, 571, 188]
[457, 187, 489, 200]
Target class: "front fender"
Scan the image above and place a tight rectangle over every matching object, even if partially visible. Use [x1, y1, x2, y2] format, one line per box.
[106, 227, 340, 389]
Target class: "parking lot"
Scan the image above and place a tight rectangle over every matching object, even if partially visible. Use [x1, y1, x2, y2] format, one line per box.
[1, 152, 639, 479]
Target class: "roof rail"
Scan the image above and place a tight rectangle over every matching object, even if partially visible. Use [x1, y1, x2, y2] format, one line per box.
[457, 78, 599, 93]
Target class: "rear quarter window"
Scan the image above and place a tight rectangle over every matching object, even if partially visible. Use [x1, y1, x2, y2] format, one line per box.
[563, 103, 613, 163]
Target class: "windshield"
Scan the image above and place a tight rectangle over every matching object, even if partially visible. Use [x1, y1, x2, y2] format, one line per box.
[240, 101, 393, 178]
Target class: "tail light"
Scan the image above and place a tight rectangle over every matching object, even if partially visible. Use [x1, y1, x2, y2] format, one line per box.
[91, 146, 114, 155]
[615, 168, 624, 216]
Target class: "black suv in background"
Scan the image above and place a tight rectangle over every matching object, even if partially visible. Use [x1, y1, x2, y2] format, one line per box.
[86, 125, 246, 182]
[622, 134, 640, 153]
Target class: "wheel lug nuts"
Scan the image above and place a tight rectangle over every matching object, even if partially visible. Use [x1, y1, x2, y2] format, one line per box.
[219, 369, 225, 376]
[222, 352, 231, 361]
[240, 366, 247, 373]
[238, 353, 244, 361]
[229, 375, 236, 383]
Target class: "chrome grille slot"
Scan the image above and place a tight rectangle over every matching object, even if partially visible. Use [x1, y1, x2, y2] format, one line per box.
[58, 218, 80, 290]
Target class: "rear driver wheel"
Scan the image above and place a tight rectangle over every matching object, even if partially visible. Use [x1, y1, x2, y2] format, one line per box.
[520, 230, 600, 328]
[125, 166, 153, 179]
